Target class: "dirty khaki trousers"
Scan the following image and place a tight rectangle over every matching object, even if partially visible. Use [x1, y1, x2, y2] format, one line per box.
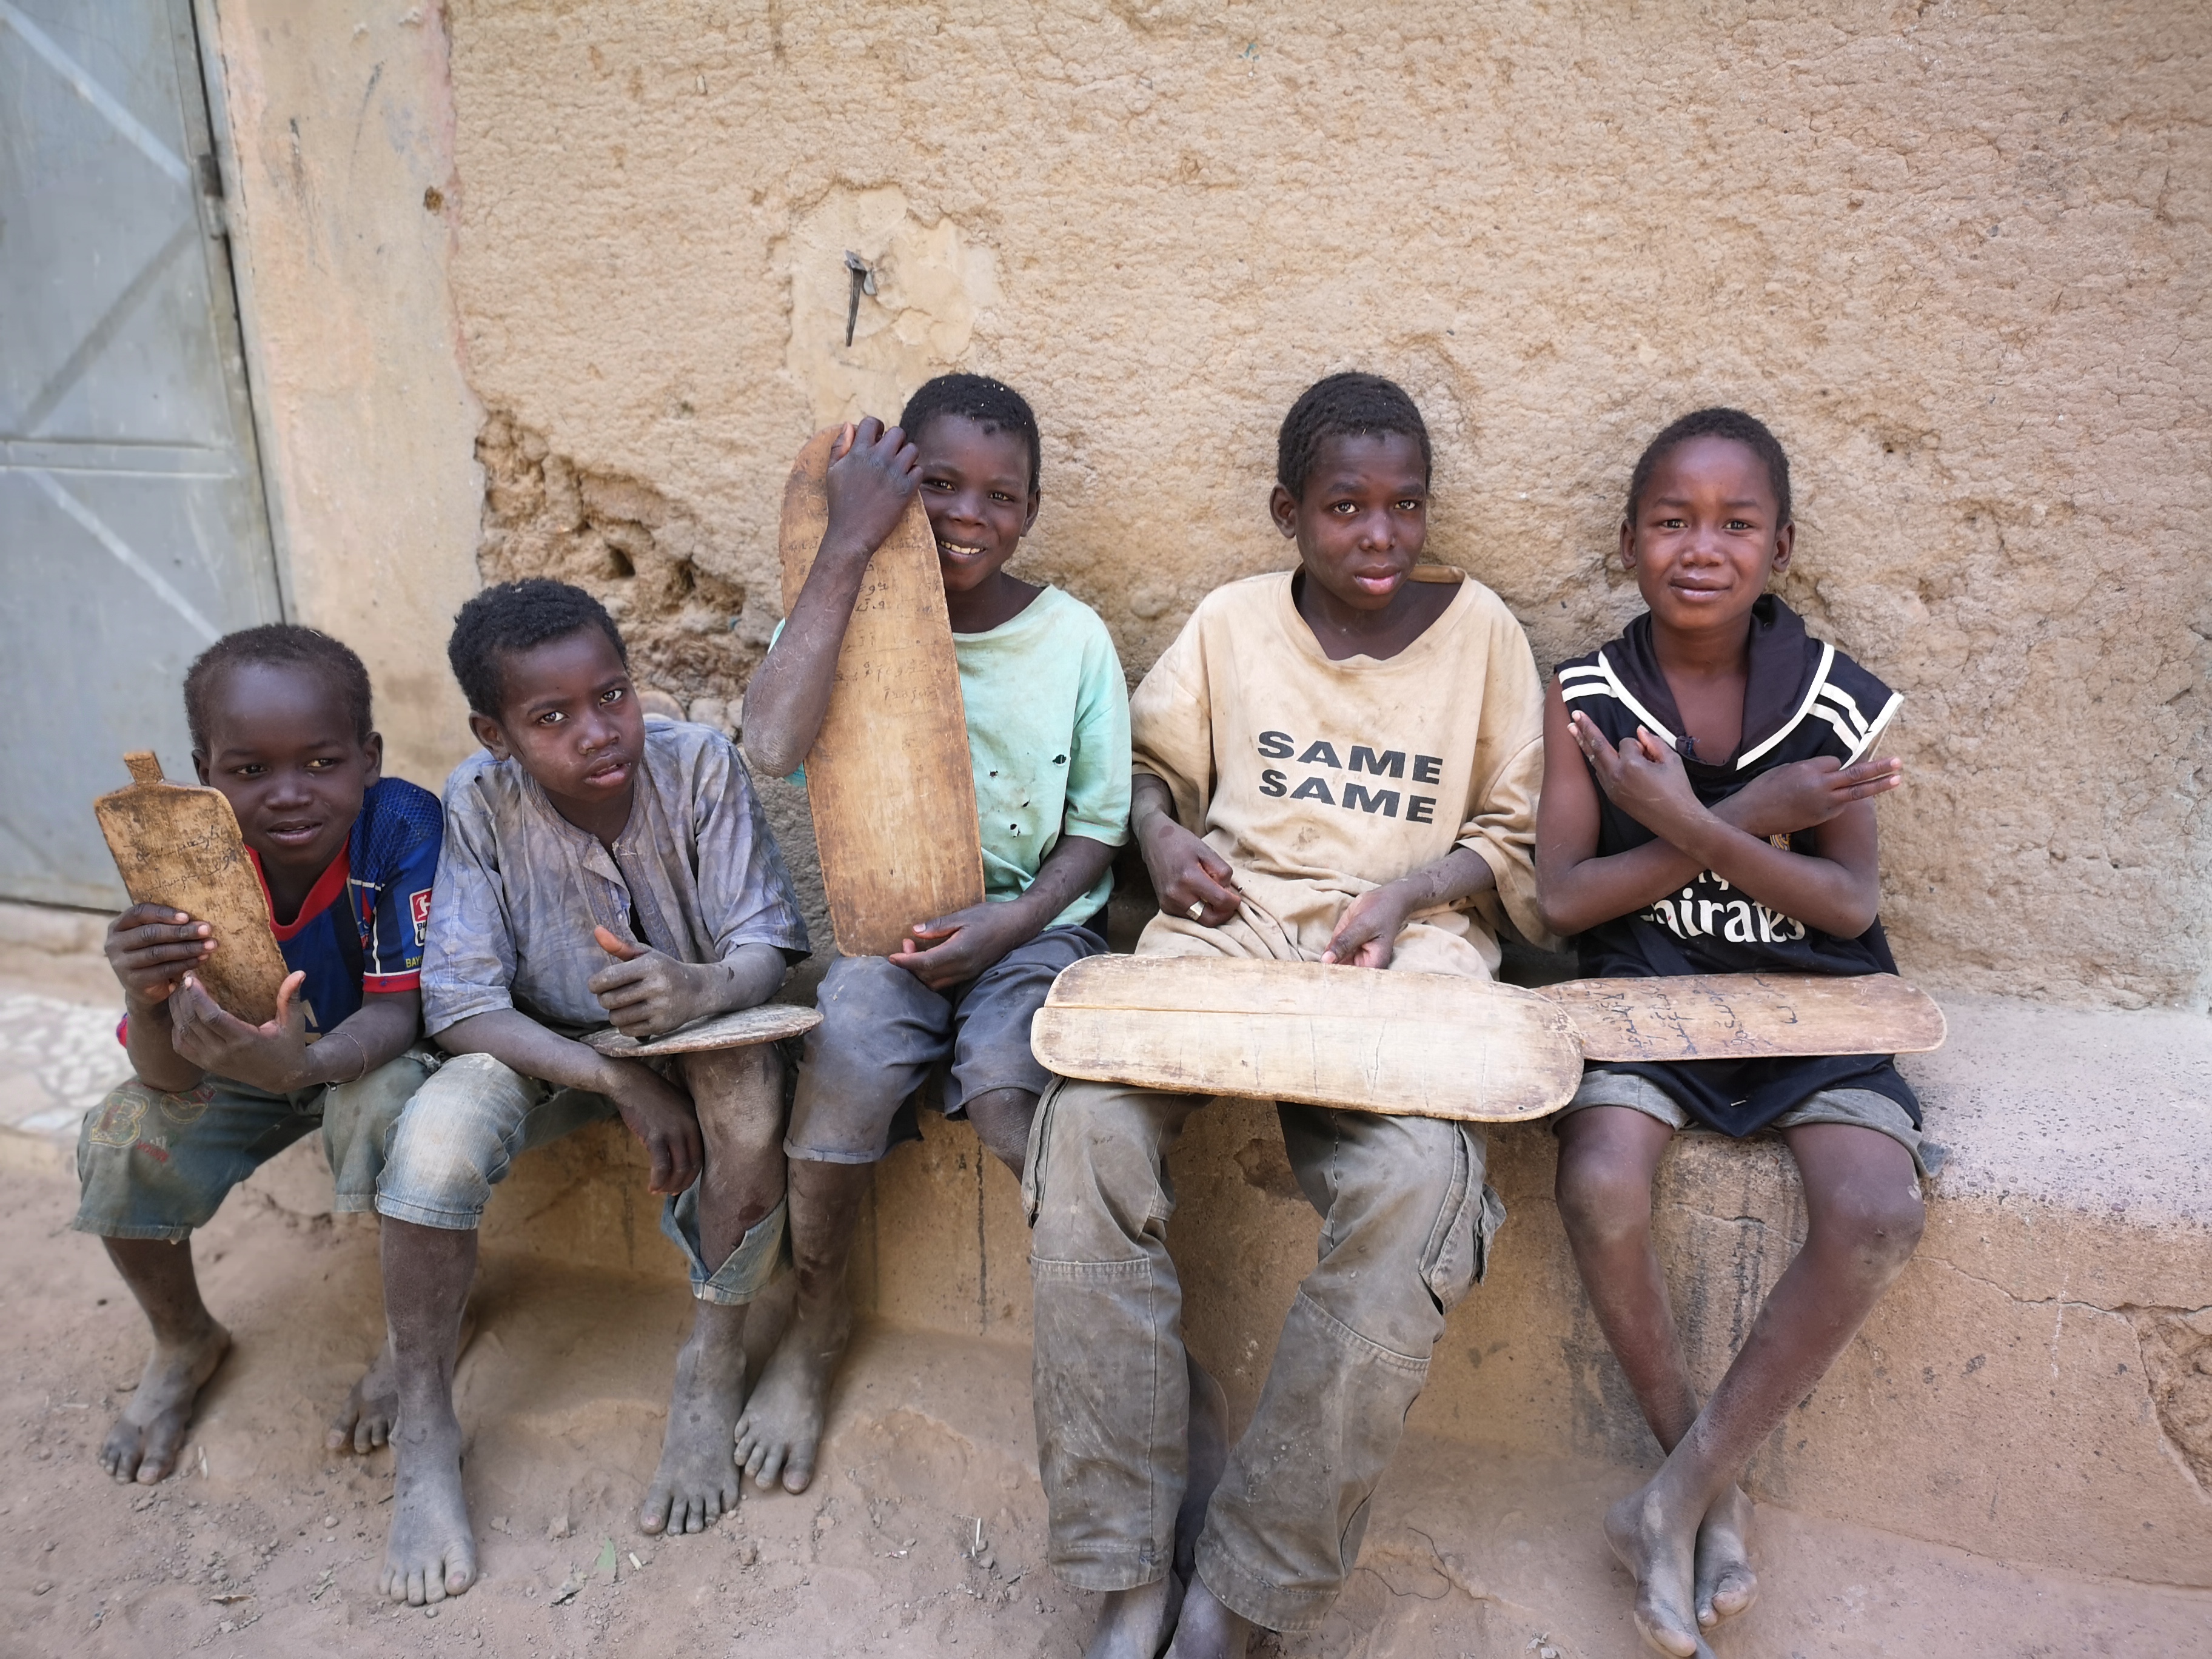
[1025, 908, 1505, 1633]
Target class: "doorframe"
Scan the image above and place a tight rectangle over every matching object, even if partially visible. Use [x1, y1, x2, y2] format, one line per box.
[179, 0, 296, 626]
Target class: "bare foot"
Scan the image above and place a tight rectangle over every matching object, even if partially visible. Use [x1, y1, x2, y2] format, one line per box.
[1162, 1575, 1252, 1659]
[328, 1335, 397, 1455]
[733, 1292, 850, 1494]
[1087, 1576, 1182, 1659]
[1604, 1483, 1712, 1659]
[1694, 1483, 1757, 1630]
[101, 1318, 229, 1484]
[640, 1302, 749, 1534]
[332, 1304, 478, 1456]
[381, 1401, 475, 1605]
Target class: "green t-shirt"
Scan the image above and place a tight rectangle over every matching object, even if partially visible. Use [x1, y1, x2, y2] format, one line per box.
[955, 586, 1131, 928]
[767, 586, 1131, 930]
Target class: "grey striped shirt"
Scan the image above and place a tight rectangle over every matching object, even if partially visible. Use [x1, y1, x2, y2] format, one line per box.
[422, 720, 809, 1036]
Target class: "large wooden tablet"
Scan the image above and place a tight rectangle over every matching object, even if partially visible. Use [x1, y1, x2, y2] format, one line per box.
[1031, 956, 1586, 1123]
[93, 751, 289, 1025]
[581, 1003, 822, 1060]
[779, 427, 984, 957]
[1543, 972, 1947, 1062]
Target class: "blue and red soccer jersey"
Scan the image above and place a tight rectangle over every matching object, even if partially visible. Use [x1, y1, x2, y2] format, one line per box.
[247, 776, 444, 1036]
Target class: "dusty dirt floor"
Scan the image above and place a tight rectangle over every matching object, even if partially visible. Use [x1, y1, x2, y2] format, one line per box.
[5, 1156, 2210, 1659]
[1, 959, 2207, 1658]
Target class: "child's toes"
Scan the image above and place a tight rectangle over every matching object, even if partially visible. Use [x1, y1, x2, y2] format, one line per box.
[781, 1444, 816, 1494]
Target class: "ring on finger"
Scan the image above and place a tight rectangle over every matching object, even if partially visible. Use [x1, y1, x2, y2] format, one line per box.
[1186, 900, 1206, 921]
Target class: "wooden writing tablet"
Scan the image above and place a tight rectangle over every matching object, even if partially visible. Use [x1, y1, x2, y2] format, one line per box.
[1031, 956, 1585, 1124]
[93, 751, 290, 1025]
[1541, 971, 1947, 1063]
[581, 1004, 822, 1060]
[778, 427, 984, 957]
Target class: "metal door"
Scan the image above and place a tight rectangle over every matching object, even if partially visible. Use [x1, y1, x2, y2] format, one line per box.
[1, 0, 281, 908]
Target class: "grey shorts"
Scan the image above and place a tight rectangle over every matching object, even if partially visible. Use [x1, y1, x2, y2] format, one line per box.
[376, 1049, 785, 1305]
[1557, 1066, 1945, 1179]
[786, 923, 1106, 1164]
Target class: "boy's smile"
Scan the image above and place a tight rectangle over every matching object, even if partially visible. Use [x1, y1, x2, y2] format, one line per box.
[193, 660, 380, 914]
[1621, 434, 1794, 638]
[469, 627, 644, 844]
[915, 413, 1041, 629]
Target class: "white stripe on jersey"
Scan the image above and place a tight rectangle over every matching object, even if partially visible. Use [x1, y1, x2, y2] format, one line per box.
[1810, 704, 1863, 748]
[1593, 651, 1678, 746]
[1736, 640, 1835, 769]
[1843, 691, 1904, 764]
[1816, 680, 1871, 736]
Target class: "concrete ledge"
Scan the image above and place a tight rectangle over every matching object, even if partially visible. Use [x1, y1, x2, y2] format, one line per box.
[240, 993, 2212, 1586]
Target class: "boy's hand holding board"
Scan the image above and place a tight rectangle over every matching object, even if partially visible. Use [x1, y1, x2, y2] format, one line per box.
[777, 424, 985, 957]
[581, 925, 820, 1056]
[95, 751, 290, 1025]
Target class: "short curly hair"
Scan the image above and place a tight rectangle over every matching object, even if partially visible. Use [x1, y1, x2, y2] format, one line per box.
[1625, 407, 1793, 528]
[1276, 372, 1432, 501]
[447, 578, 628, 720]
[899, 373, 1041, 492]
[183, 624, 374, 754]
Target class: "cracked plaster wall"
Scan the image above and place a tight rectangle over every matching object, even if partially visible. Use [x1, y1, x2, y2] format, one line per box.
[441, 0, 2212, 1007]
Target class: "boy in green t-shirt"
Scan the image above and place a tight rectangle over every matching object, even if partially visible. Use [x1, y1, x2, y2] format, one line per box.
[740, 374, 1131, 1496]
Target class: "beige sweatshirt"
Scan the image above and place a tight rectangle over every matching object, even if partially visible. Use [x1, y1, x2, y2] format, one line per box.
[1130, 568, 1546, 976]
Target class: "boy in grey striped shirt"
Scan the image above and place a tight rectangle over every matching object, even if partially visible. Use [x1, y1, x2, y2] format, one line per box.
[375, 580, 808, 1608]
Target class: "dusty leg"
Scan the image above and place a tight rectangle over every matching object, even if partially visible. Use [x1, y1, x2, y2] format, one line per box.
[379, 1219, 478, 1606]
[1087, 1578, 1180, 1659]
[1555, 1108, 1751, 1647]
[98, 1238, 230, 1485]
[1176, 1355, 1229, 1583]
[1162, 1577, 1252, 1659]
[1599, 1124, 1923, 1657]
[736, 1156, 862, 1494]
[962, 1085, 1038, 1178]
[330, 1294, 479, 1456]
[642, 1046, 786, 1533]
[1082, 1352, 1225, 1659]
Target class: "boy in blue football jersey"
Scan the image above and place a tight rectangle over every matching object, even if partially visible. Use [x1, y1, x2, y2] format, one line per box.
[78, 625, 443, 1486]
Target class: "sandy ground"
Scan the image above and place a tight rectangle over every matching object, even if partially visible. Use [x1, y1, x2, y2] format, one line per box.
[3, 1150, 2208, 1659]
[1, 952, 2207, 1657]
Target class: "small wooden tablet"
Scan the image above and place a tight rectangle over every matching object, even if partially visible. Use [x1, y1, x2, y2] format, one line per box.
[1542, 972, 1947, 1062]
[1030, 956, 1585, 1124]
[778, 427, 984, 957]
[581, 1003, 822, 1060]
[93, 752, 290, 1025]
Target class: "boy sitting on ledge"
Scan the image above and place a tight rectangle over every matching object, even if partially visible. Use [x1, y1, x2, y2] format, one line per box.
[1538, 407, 1923, 1657]
[740, 374, 1130, 1498]
[79, 625, 442, 1485]
[376, 578, 809, 1606]
[1028, 373, 1547, 1659]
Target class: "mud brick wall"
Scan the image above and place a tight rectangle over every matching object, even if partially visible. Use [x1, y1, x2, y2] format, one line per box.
[438, 0, 2211, 1007]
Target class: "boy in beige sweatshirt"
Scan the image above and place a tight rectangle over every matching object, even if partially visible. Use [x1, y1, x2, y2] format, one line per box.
[1026, 374, 1546, 1659]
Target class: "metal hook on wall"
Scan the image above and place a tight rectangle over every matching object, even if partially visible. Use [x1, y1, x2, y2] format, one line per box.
[843, 250, 877, 347]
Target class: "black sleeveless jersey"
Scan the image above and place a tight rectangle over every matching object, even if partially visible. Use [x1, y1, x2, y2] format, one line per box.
[1556, 597, 1920, 1136]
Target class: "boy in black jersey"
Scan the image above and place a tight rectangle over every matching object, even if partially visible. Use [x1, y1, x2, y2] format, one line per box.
[1536, 409, 1920, 1659]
